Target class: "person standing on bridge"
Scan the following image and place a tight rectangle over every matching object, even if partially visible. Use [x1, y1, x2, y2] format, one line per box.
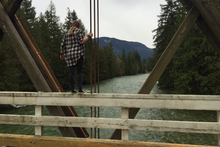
[60, 20, 93, 94]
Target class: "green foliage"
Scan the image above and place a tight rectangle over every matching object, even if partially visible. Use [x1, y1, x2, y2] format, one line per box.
[152, 0, 220, 94]
[98, 47, 109, 80]
[142, 57, 148, 73]
[115, 58, 125, 77]
[18, 0, 36, 35]
[146, 56, 155, 72]
[119, 49, 147, 75]
[63, 8, 78, 32]
[104, 41, 116, 78]
[153, 0, 183, 89]
[0, 37, 20, 91]
[170, 25, 220, 94]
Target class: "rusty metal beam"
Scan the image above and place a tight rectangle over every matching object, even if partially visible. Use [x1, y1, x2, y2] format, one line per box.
[181, 0, 220, 56]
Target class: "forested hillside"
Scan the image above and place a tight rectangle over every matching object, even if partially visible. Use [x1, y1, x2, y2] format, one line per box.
[0, 0, 150, 91]
[152, 0, 220, 94]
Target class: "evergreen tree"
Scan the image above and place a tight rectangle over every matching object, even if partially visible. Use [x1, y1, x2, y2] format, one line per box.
[132, 50, 142, 73]
[43, 1, 66, 89]
[17, 0, 37, 91]
[63, 8, 78, 32]
[126, 52, 135, 75]
[152, 0, 183, 88]
[37, 13, 49, 55]
[19, 0, 40, 46]
[146, 56, 155, 72]
[142, 57, 147, 73]
[0, 37, 21, 91]
[153, 0, 220, 94]
[18, 0, 36, 35]
[115, 58, 125, 77]
[98, 47, 109, 80]
[120, 48, 127, 74]
[44, 1, 62, 46]
[170, 25, 220, 94]
[105, 41, 116, 78]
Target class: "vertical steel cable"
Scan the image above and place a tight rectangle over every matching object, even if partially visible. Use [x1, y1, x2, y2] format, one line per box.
[97, 0, 100, 139]
[94, 1, 96, 84]
[90, 1, 93, 94]
[94, 0, 97, 139]
[90, 0, 100, 139]
[90, 0, 93, 138]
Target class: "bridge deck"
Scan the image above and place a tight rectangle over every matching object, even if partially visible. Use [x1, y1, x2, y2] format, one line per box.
[0, 134, 217, 147]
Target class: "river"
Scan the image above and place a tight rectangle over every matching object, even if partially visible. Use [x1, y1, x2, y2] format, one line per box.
[0, 73, 217, 146]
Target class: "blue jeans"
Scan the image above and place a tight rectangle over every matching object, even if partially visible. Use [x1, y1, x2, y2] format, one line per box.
[69, 56, 83, 92]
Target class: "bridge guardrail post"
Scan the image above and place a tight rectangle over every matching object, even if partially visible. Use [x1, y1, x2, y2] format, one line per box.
[121, 108, 129, 141]
[218, 111, 220, 146]
[35, 105, 43, 136]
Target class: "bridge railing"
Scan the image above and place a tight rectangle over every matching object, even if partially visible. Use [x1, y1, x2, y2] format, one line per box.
[0, 92, 220, 144]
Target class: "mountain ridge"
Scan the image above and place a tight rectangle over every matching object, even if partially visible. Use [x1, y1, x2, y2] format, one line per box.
[98, 37, 154, 60]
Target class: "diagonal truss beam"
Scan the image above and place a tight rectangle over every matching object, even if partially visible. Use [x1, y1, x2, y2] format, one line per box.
[0, 0, 22, 40]
[181, 0, 220, 55]
[190, 0, 220, 42]
[111, 6, 200, 139]
[0, 0, 22, 18]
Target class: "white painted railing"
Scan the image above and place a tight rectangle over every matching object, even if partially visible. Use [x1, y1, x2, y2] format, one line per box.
[0, 92, 220, 142]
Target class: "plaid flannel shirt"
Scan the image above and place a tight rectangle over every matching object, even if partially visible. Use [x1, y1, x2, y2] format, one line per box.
[60, 28, 85, 67]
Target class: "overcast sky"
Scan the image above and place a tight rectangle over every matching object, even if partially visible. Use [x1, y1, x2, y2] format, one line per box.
[32, 0, 166, 48]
